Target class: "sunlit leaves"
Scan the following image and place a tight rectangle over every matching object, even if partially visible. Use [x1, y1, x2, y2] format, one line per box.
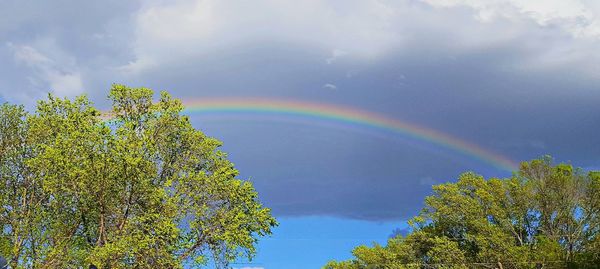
[0, 85, 276, 268]
[325, 157, 600, 268]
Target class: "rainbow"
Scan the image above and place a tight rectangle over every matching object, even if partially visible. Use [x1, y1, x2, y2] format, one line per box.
[182, 97, 518, 171]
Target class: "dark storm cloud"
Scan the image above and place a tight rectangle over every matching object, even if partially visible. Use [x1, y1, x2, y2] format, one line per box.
[1, 0, 599, 220]
[182, 43, 600, 220]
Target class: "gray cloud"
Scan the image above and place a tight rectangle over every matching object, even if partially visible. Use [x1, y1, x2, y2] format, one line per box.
[7, 42, 83, 98]
[0, 0, 138, 103]
[1, 0, 600, 220]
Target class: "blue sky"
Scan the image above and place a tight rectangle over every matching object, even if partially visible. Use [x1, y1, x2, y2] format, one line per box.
[2, 0, 600, 267]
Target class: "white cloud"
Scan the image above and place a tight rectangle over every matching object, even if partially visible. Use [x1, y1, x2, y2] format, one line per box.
[44, 72, 84, 97]
[323, 83, 337, 90]
[122, 0, 403, 73]
[7, 41, 83, 99]
[326, 49, 348, 64]
[416, 0, 600, 76]
[5, 0, 600, 101]
[10, 45, 51, 65]
[422, 0, 600, 38]
[118, 0, 600, 79]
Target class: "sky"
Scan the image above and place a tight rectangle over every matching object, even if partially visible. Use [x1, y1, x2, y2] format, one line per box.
[1, 0, 600, 268]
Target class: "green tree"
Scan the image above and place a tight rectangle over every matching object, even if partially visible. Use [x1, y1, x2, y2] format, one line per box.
[0, 85, 277, 268]
[325, 157, 600, 269]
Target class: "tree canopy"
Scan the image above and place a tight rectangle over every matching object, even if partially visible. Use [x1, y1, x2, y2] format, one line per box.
[0, 85, 276, 268]
[325, 157, 600, 269]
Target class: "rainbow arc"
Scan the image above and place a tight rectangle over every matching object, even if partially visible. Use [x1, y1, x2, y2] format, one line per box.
[181, 97, 517, 171]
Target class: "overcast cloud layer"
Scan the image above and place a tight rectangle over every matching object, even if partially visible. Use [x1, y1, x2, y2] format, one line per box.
[1, 0, 599, 220]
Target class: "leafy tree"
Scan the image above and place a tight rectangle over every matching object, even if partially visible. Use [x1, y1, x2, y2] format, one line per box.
[0, 85, 277, 268]
[325, 157, 600, 269]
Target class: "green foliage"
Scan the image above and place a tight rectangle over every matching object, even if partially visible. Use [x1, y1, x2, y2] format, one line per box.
[325, 157, 600, 269]
[0, 85, 277, 268]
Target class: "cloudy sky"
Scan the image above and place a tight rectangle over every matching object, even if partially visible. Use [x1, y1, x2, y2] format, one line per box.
[2, 0, 600, 267]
